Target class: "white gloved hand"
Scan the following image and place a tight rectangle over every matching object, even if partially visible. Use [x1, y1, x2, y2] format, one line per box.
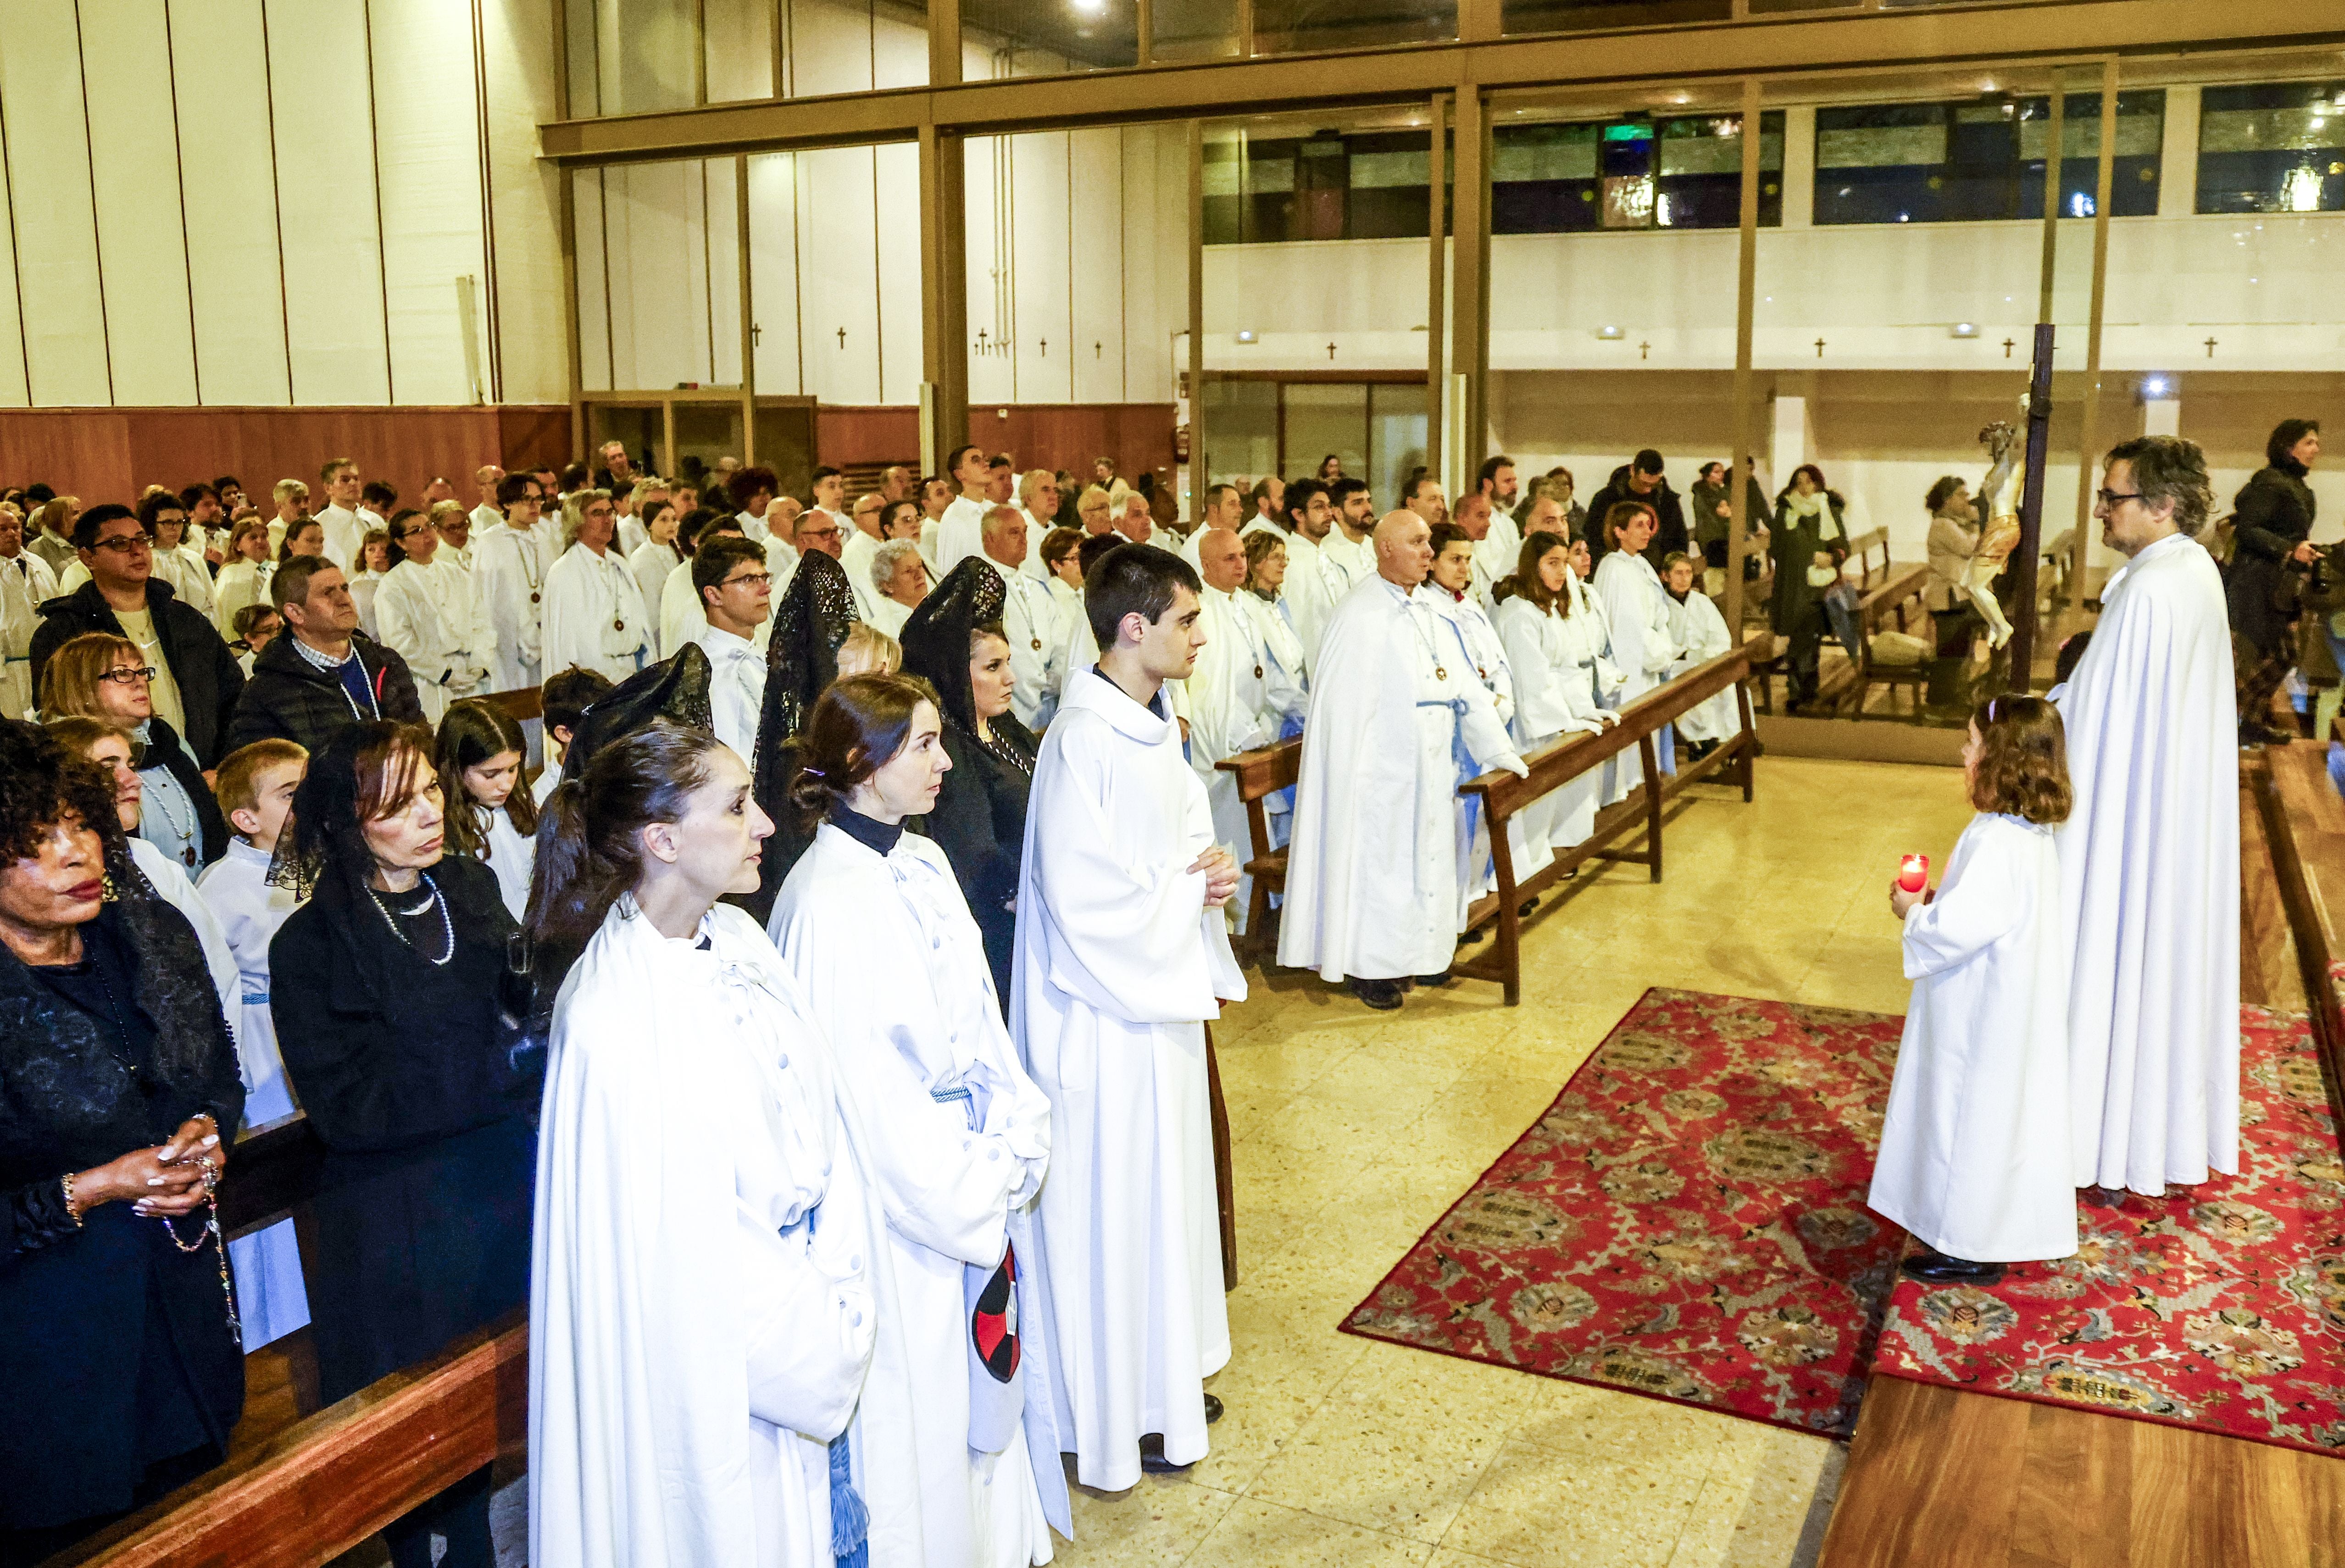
[1501, 756, 1532, 780]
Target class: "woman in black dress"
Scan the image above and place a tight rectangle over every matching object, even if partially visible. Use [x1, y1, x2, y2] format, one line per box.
[900, 556, 1036, 1006]
[743, 547, 857, 922]
[0, 721, 244, 1566]
[268, 721, 537, 1568]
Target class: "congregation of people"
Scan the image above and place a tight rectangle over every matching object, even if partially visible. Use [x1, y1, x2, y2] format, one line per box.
[0, 423, 2254, 1568]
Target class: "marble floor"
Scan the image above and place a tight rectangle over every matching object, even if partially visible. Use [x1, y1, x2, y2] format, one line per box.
[1053, 754, 1979, 1568]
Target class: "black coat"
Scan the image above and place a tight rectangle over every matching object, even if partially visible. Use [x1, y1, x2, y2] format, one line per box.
[268, 855, 534, 1404]
[920, 724, 1032, 1006]
[139, 713, 231, 868]
[0, 897, 245, 1532]
[226, 631, 426, 757]
[2227, 459, 2317, 656]
[1584, 465, 1690, 573]
[29, 578, 245, 767]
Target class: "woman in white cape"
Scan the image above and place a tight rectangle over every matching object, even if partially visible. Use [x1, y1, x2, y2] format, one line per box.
[769, 673, 1068, 1568]
[1495, 530, 1619, 871]
[1590, 501, 1683, 803]
[529, 721, 878, 1568]
[1659, 552, 1738, 750]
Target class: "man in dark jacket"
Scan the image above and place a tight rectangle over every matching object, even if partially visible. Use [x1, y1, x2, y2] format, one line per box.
[2227, 417, 2321, 746]
[28, 502, 245, 767]
[1585, 449, 1690, 573]
[227, 554, 425, 754]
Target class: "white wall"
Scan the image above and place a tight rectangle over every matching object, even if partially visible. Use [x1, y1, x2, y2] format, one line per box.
[0, 0, 565, 409]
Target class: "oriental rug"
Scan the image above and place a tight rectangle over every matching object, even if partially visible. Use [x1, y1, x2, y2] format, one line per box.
[1341, 987, 1907, 1439]
[1870, 1004, 2345, 1457]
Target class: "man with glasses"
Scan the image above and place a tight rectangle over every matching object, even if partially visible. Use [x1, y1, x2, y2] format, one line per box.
[226, 554, 424, 754]
[839, 490, 888, 621]
[30, 502, 245, 766]
[690, 535, 773, 764]
[2055, 434, 2238, 1203]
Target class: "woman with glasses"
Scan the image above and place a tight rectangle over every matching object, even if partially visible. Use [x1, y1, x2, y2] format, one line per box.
[269, 721, 538, 1568]
[375, 510, 494, 727]
[41, 633, 227, 870]
[542, 490, 651, 683]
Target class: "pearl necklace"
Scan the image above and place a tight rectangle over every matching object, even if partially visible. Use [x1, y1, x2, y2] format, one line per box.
[367, 870, 456, 966]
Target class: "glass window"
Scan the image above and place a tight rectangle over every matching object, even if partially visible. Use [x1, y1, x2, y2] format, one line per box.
[2196, 81, 2345, 214]
[1152, 0, 1240, 61]
[1815, 91, 2164, 225]
[1493, 113, 1782, 234]
[1502, 0, 1729, 36]
[964, 0, 1138, 77]
[1203, 129, 1433, 244]
[1250, 0, 1456, 55]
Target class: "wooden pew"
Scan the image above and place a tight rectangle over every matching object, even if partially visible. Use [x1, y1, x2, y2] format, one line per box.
[478, 685, 544, 726]
[1841, 564, 1936, 720]
[1213, 736, 1303, 962]
[1452, 641, 1760, 1005]
[2251, 746, 2345, 1123]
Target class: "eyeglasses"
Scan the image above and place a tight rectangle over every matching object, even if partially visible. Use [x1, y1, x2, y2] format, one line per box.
[100, 665, 157, 685]
[2096, 489, 2144, 511]
[722, 570, 773, 589]
[90, 534, 151, 555]
[800, 525, 841, 542]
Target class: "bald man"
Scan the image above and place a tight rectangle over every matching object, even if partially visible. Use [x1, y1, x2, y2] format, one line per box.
[982, 503, 1068, 728]
[1279, 512, 1527, 1010]
[1185, 526, 1280, 930]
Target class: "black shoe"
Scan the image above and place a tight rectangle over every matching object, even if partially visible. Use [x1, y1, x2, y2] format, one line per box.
[2239, 720, 2293, 747]
[1204, 1393, 1223, 1425]
[1899, 1247, 2005, 1286]
[1413, 969, 1455, 987]
[1517, 897, 1539, 918]
[1347, 977, 1404, 1011]
[1138, 1434, 1193, 1474]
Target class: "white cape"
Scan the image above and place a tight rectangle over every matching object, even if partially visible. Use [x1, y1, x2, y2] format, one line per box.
[531, 899, 878, 1568]
[2052, 530, 2239, 1193]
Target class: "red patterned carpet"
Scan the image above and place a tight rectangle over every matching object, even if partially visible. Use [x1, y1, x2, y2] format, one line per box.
[1342, 989, 2345, 1455]
[1343, 988, 1907, 1439]
[1871, 1004, 2345, 1457]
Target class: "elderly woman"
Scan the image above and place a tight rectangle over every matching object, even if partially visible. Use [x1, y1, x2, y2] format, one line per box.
[42, 631, 228, 870]
[900, 559, 1037, 1004]
[270, 721, 536, 1568]
[1073, 484, 1113, 538]
[0, 721, 244, 1564]
[866, 538, 931, 638]
[1923, 475, 1984, 710]
[542, 489, 651, 682]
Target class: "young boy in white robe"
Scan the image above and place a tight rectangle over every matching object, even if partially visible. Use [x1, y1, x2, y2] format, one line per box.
[196, 739, 312, 1349]
[1871, 695, 2077, 1284]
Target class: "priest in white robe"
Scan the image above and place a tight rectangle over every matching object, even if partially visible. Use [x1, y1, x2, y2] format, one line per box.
[474, 479, 551, 695]
[2054, 436, 2239, 1196]
[1012, 542, 1245, 1492]
[0, 513, 58, 719]
[374, 517, 495, 725]
[1279, 513, 1527, 1011]
[771, 707, 1069, 1568]
[542, 491, 652, 684]
[981, 506, 1067, 731]
[1187, 528, 1278, 930]
[936, 445, 997, 578]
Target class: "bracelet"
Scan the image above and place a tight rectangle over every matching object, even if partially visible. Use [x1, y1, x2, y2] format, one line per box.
[60, 1172, 84, 1227]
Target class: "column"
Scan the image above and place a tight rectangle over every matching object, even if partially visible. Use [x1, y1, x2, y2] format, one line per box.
[919, 124, 968, 474]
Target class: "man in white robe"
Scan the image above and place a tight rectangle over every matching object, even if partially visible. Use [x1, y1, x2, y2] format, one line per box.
[692, 534, 775, 764]
[1186, 528, 1277, 930]
[473, 474, 550, 695]
[1241, 479, 1339, 663]
[467, 464, 504, 542]
[1315, 477, 1379, 601]
[839, 491, 888, 623]
[314, 458, 367, 573]
[1015, 470, 1061, 585]
[981, 505, 1067, 730]
[374, 516, 494, 724]
[1452, 490, 1505, 610]
[1279, 512, 1528, 1010]
[1013, 541, 1245, 1492]
[662, 517, 797, 657]
[2055, 435, 2239, 1196]
[936, 445, 997, 578]
[0, 506, 59, 720]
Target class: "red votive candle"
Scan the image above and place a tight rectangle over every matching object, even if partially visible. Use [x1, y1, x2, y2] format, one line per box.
[1898, 854, 1928, 893]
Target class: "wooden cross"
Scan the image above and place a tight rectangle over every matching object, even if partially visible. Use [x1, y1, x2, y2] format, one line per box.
[1094, 341, 1103, 358]
[835, 327, 846, 350]
[1326, 342, 1338, 361]
[1813, 337, 1826, 358]
[1039, 338, 1048, 357]
[974, 329, 990, 354]
[750, 324, 762, 348]
[2204, 336, 2218, 358]
[1639, 340, 1651, 361]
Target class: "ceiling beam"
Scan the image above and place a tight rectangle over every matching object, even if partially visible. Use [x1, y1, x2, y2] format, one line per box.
[538, 0, 2344, 165]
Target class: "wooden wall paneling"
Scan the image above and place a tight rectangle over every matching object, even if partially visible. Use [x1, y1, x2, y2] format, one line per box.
[968, 402, 1177, 479]
[0, 410, 133, 499]
[369, 0, 492, 406]
[873, 141, 922, 406]
[0, 0, 112, 406]
[479, 0, 568, 405]
[495, 405, 573, 474]
[262, 0, 391, 406]
[816, 404, 920, 466]
[78, 0, 199, 406]
[798, 146, 884, 404]
[168, 0, 293, 406]
[1009, 133, 1071, 403]
[747, 153, 804, 397]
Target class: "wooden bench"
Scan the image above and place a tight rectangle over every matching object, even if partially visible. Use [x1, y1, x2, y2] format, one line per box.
[1753, 528, 1889, 713]
[1452, 641, 1761, 1005]
[478, 685, 543, 726]
[1214, 736, 1303, 962]
[2251, 746, 2345, 1123]
[1839, 564, 1936, 720]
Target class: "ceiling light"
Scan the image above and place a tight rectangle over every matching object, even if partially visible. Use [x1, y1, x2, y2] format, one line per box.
[1950, 322, 1980, 338]
[1597, 325, 1625, 340]
[1234, 329, 1258, 344]
[2141, 374, 2172, 398]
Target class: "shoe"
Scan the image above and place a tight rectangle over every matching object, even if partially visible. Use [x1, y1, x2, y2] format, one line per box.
[1138, 1434, 1193, 1474]
[1898, 1247, 2005, 1286]
[1347, 977, 1404, 1011]
[1517, 897, 1539, 918]
[2079, 1185, 2123, 1210]
[1413, 969, 1455, 987]
[1204, 1393, 1224, 1425]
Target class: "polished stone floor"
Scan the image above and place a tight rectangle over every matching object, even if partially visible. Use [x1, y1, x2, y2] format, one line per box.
[1052, 755, 1978, 1568]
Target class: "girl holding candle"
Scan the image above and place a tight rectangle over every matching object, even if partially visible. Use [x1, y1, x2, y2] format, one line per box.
[1870, 695, 2077, 1284]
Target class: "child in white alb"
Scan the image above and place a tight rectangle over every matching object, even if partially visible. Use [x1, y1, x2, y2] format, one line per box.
[196, 738, 312, 1349]
[1870, 695, 2077, 1284]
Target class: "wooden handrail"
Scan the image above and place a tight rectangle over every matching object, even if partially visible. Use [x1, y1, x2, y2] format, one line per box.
[56, 1312, 528, 1568]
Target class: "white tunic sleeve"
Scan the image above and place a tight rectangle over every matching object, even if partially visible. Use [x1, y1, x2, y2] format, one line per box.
[1901, 826, 2030, 979]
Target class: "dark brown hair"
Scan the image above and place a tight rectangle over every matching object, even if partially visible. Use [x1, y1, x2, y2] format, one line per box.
[2104, 434, 2213, 535]
[436, 699, 540, 862]
[1601, 500, 1655, 549]
[783, 673, 940, 831]
[1511, 529, 1573, 614]
[1967, 695, 2071, 825]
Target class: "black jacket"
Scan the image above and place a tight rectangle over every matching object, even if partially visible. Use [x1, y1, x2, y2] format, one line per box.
[140, 713, 232, 868]
[226, 631, 426, 756]
[1584, 465, 1691, 573]
[2227, 459, 2317, 655]
[29, 578, 245, 768]
[0, 896, 245, 1531]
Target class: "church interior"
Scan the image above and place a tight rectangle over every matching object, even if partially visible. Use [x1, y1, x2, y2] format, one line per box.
[2, 0, 2342, 1565]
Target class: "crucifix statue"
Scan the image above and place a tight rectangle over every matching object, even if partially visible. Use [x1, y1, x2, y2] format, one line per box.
[1639, 340, 1651, 361]
[2204, 336, 2218, 358]
[1326, 342, 1338, 361]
